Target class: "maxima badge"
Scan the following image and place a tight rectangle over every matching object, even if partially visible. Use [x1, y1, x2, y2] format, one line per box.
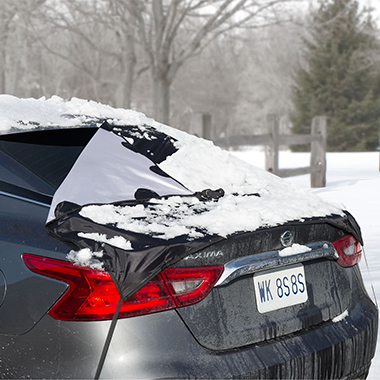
[280, 231, 294, 247]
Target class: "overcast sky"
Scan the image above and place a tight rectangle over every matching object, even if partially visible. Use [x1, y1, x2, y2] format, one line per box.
[360, 0, 380, 18]
[304, 1, 380, 21]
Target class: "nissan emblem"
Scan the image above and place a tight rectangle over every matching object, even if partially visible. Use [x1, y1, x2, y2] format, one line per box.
[280, 231, 294, 247]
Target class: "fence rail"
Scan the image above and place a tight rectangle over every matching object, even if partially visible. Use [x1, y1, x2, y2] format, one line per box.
[215, 115, 327, 188]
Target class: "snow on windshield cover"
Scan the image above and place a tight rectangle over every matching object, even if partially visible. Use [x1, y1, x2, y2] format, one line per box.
[0, 95, 345, 255]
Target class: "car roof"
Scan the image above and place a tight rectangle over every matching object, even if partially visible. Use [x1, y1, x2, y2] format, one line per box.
[0, 95, 154, 136]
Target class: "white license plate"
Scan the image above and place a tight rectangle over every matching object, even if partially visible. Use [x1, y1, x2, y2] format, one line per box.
[253, 263, 308, 313]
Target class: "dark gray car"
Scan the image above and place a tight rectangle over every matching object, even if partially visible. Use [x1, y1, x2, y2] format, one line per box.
[0, 112, 377, 379]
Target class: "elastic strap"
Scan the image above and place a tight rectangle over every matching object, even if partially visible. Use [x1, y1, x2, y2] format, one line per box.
[94, 296, 123, 379]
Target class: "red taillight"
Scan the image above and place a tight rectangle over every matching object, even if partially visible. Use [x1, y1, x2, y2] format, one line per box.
[22, 253, 223, 321]
[162, 266, 222, 307]
[332, 235, 362, 267]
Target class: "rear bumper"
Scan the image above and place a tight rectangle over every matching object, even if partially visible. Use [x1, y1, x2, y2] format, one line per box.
[0, 292, 375, 379]
[242, 296, 378, 379]
[100, 295, 378, 379]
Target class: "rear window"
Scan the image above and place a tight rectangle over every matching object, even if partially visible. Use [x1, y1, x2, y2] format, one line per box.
[0, 128, 97, 192]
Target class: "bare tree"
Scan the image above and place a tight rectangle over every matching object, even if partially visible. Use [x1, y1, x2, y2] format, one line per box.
[31, 0, 138, 108]
[0, 1, 16, 93]
[0, 0, 46, 94]
[23, 0, 301, 123]
[109, 1, 138, 108]
[125, 0, 298, 124]
[168, 33, 241, 137]
[1, 0, 307, 135]
[232, 20, 307, 135]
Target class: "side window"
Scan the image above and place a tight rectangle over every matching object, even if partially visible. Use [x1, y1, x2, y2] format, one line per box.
[0, 128, 96, 196]
[0, 150, 54, 195]
[0, 141, 84, 190]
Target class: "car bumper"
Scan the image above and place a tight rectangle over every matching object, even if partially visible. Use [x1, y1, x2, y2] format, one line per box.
[0, 279, 376, 379]
[100, 296, 377, 379]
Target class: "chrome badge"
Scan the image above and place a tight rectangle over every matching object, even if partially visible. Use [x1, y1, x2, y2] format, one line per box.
[184, 250, 224, 260]
[280, 231, 294, 247]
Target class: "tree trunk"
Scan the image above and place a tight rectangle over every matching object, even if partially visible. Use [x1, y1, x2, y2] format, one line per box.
[0, 47, 6, 94]
[153, 73, 170, 125]
[119, 38, 136, 109]
[116, 17, 136, 109]
[0, 23, 8, 94]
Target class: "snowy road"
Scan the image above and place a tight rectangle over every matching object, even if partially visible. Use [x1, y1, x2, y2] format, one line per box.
[232, 150, 380, 379]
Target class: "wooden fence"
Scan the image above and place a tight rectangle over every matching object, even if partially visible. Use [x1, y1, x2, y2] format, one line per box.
[215, 115, 327, 188]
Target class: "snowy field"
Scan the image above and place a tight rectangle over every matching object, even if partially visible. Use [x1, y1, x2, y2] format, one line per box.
[231, 149, 380, 379]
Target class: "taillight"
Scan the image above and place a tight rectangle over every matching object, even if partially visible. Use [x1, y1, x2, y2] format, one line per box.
[22, 253, 223, 321]
[161, 266, 222, 307]
[332, 235, 362, 267]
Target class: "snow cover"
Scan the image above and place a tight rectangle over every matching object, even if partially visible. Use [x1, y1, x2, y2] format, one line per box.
[77, 232, 133, 250]
[0, 94, 348, 270]
[66, 248, 104, 270]
[279, 243, 312, 257]
[0, 94, 345, 245]
[71, 122, 346, 250]
[332, 309, 349, 323]
[0, 94, 154, 132]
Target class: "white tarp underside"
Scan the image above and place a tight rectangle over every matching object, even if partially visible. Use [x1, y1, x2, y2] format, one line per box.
[47, 127, 191, 222]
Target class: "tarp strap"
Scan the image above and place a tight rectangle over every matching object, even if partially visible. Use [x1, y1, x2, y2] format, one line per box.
[94, 296, 123, 379]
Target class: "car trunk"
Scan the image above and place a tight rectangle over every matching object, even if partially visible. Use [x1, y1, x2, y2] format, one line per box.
[174, 222, 354, 351]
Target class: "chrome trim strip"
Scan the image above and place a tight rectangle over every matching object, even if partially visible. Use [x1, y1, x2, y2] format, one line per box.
[215, 241, 338, 287]
[0, 190, 50, 208]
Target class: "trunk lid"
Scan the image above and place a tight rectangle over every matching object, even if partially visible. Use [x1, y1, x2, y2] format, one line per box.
[174, 222, 352, 350]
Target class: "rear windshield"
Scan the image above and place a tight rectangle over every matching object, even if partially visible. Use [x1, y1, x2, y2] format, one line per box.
[0, 128, 97, 192]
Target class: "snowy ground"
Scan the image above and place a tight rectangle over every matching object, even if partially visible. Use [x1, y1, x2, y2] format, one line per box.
[231, 149, 380, 379]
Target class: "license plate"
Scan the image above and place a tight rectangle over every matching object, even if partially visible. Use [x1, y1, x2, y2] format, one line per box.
[253, 264, 308, 313]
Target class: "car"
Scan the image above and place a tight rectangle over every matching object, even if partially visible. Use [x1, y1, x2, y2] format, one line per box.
[0, 94, 377, 379]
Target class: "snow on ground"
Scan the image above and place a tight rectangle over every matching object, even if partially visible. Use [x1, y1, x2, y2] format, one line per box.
[232, 149, 380, 379]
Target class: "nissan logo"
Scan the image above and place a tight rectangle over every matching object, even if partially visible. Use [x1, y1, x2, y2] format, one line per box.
[280, 231, 294, 247]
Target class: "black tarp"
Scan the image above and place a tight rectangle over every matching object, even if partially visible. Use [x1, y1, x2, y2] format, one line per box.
[47, 193, 225, 300]
[46, 122, 364, 300]
[46, 122, 226, 299]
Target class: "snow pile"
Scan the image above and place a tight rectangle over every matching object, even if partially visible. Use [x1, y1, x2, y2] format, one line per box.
[66, 248, 104, 270]
[78, 232, 133, 250]
[0, 94, 155, 133]
[80, 188, 343, 241]
[332, 309, 349, 323]
[279, 244, 312, 257]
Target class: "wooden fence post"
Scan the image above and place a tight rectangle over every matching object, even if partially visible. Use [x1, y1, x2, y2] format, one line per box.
[265, 114, 279, 173]
[310, 116, 327, 188]
[214, 114, 326, 187]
